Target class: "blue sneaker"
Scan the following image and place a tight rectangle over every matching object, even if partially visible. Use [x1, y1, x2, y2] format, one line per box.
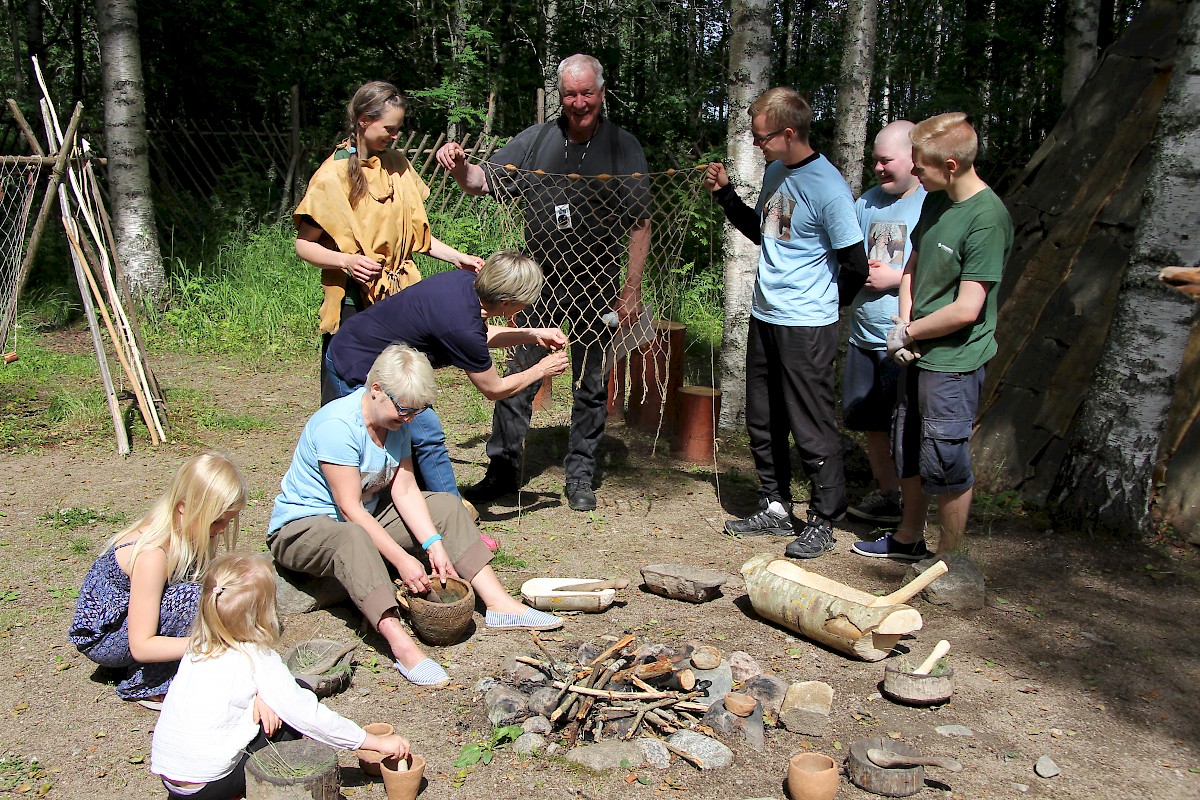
[851, 531, 929, 561]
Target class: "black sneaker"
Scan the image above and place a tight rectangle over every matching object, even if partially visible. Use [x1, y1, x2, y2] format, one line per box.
[724, 504, 793, 536]
[785, 512, 837, 559]
[462, 468, 519, 503]
[848, 489, 903, 525]
[565, 481, 597, 512]
[851, 531, 929, 561]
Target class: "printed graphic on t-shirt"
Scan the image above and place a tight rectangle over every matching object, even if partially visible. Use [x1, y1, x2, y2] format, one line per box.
[361, 463, 397, 500]
[867, 220, 907, 267]
[761, 191, 794, 242]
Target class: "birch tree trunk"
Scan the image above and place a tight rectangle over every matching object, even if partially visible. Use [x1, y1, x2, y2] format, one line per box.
[1054, 0, 1200, 533]
[542, 0, 559, 121]
[831, 0, 877, 195]
[1063, 0, 1101, 105]
[97, 0, 164, 300]
[718, 0, 772, 430]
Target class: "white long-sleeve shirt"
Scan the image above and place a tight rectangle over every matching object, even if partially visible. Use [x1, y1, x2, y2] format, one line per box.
[150, 644, 366, 783]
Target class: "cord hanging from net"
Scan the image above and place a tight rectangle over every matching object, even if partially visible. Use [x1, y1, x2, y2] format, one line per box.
[0, 158, 43, 354]
[429, 159, 710, 443]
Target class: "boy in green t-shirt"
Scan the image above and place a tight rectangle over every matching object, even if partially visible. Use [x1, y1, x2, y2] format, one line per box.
[853, 113, 1012, 566]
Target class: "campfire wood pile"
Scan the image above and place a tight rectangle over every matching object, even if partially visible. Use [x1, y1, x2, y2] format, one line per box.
[505, 633, 720, 756]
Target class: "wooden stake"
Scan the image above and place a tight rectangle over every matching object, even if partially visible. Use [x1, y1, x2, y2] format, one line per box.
[63, 219, 159, 444]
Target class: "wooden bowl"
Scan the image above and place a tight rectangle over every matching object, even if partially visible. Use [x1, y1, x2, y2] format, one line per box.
[520, 578, 618, 612]
[281, 638, 355, 698]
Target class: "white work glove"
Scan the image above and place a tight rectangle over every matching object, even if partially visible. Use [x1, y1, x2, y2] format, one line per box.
[886, 315, 921, 366]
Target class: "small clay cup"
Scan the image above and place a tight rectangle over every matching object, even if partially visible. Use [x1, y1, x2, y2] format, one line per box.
[787, 752, 839, 800]
[356, 722, 394, 777]
[380, 753, 426, 800]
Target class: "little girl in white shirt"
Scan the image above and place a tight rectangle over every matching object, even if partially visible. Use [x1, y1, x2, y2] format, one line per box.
[150, 554, 407, 798]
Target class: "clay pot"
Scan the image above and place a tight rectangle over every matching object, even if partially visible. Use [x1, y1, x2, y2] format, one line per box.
[786, 752, 839, 800]
[380, 753, 426, 800]
[356, 723, 394, 777]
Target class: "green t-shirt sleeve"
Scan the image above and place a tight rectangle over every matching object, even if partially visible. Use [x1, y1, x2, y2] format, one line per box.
[959, 222, 1008, 283]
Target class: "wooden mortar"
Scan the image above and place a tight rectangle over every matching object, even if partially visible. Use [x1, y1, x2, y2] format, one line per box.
[848, 737, 924, 797]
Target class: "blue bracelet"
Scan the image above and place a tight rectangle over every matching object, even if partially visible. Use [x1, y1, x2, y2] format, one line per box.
[421, 534, 443, 551]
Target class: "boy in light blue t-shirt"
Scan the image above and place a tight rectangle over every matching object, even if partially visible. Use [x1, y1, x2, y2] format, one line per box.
[843, 122, 926, 526]
[706, 87, 869, 560]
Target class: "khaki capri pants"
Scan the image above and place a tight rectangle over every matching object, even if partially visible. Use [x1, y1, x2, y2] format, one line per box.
[270, 492, 493, 628]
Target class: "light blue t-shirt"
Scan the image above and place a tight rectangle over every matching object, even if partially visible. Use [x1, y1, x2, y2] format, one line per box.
[268, 387, 412, 535]
[849, 185, 927, 349]
[752, 154, 863, 326]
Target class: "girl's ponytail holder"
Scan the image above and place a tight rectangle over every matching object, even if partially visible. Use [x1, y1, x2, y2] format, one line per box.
[212, 586, 225, 597]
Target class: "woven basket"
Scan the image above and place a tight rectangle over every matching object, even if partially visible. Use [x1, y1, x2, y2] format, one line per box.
[396, 575, 475, 645]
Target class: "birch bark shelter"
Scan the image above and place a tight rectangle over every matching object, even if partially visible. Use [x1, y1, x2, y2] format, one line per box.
[718, 0, 772, 431]
[97, 0, 163, 300]
[972, 0, 1198, 534]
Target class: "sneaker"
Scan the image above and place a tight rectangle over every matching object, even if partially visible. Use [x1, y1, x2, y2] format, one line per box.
[565, 482, 597, 512]
[784, 512, 837, 558]
[848, 489, 903, 525]
[851, 531, 930, 561]
[462, 468, 518, 503]
[724, 503, 793, 536]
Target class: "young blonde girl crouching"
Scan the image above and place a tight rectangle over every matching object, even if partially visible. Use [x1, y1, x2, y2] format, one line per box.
[70, 452, 246, 707]
[151, 554, 407, 799]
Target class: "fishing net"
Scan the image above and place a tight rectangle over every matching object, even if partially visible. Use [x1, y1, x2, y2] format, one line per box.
[0, 158, 43, 354]
[426, 158, 710, 434]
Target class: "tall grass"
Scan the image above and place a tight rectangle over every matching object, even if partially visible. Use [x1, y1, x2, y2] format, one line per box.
[144, 223, 320, 358]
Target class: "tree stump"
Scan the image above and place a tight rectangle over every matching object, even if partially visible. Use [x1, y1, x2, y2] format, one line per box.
[245, 738, 339, 800]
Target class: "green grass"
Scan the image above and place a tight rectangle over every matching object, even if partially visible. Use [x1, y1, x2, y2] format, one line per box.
[41, 506, 128, 532]
[0, 337, 110, 449]
[489, 549, 528, 570]
[167, 388, 271, 433]
[144, 223, 321, 358]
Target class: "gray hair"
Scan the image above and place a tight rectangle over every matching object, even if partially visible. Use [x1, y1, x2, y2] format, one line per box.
[475, 249, 545, 307]
[557, 54, 605, 93]
[366, 344, 436, 408]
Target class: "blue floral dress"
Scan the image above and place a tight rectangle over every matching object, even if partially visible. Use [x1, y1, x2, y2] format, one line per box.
[68, 541, 202, 700]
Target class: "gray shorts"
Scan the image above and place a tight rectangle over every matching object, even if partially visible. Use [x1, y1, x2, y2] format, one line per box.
[892, 366, 984, 495]
[269, 492, 492, 627]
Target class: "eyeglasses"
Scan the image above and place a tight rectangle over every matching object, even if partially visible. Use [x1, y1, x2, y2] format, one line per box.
[384, 392, 432, 419]
[750, 127, 787, 146]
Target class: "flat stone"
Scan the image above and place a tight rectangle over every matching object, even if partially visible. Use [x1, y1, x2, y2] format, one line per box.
[274, 569, 349, 616]
[473, 677, 497, 694]
[690, 645, 723, 670]
[1013, 783, 1030, 793]
[779, 679, 834, 736]
[640, 563, 728, 603]
[632, 643, 677, 661]
[907, 554, 985, 611]
[691, 661, 733, 708]
[665, 730, 734, 770]
[564, 741, 645, 771]
[576, 642, 602, 664]
[483, 684, 529, 727]
[1035, 755, 1061, 778]
[502, 652, 548, 688]
[936, 724, 975, 737]
[512, 733, 545, 755]
[728, 651, 763, 682]
[742, 674, 789, 726]
[637, 738, 671, 769]
[522, 715, 552, 735]
[527, 687, 559, 717]
[703, 700, 765, 752]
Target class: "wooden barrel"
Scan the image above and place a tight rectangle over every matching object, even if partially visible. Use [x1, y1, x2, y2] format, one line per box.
[672, 386, 720, 463]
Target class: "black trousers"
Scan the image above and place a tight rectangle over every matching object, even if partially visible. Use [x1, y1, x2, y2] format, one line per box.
[744, 317, 847, 520]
